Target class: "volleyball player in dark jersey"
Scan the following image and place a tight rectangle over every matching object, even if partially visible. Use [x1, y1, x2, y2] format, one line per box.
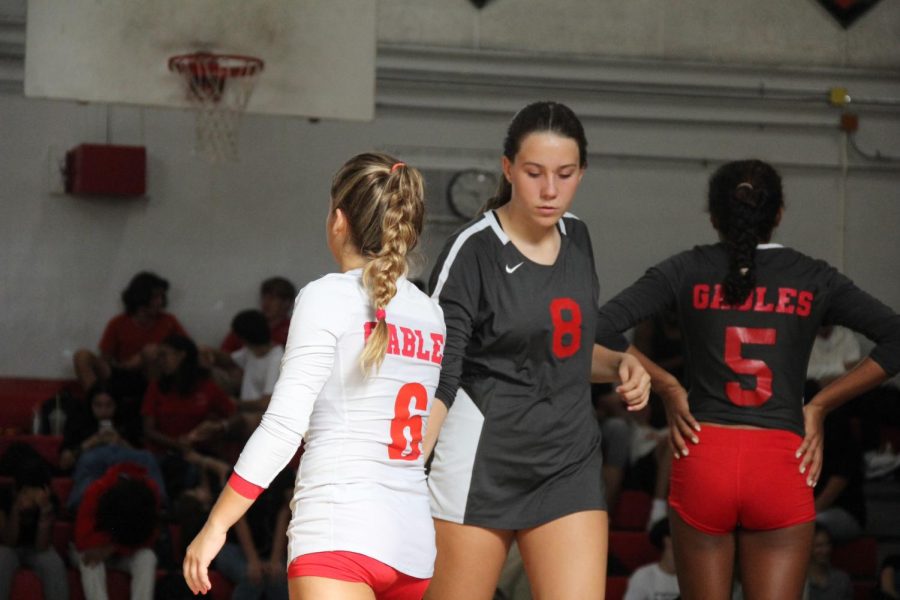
[423, 101, 651, 600]
[596, 159, 900, 600]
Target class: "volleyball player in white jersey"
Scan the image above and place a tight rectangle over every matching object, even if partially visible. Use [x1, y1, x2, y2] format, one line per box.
[183, 153, 445, 600]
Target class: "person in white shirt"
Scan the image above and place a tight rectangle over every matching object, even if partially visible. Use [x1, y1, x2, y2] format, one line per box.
[807, 326, 861, 386]
[183, 153, 444, 600]
[206, 310, 285, 411]
[624, 518, 679, 600]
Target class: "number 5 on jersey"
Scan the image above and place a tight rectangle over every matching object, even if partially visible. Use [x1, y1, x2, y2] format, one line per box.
[724, 326, 777, 407]
[389, 382, 428, 461]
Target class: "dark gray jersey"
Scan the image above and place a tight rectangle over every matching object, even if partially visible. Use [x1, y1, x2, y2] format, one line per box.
[596, 243, 900, 435]
[427, 211, 615, 528]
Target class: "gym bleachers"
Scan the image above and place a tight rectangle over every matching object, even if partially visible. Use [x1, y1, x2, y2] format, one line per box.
[2, 377, 896, 598]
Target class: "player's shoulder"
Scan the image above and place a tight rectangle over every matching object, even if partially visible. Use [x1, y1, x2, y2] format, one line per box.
[297, 270, 366, 308]
[560, 211, 591, 240]
[443, 212, 501, 253]
[397, 278, 445, 323]
[757, 245, 841, 283]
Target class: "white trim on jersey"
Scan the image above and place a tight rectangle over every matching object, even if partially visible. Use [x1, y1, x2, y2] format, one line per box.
[431, 216, 494, 299]
[484, 210, 509, 245]
[427, 388, 484, 524]
[757, 243, 784, 249]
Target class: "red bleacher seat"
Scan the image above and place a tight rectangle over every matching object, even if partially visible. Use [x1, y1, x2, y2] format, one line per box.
[11, 568, 43, 598]
[609, 530, 661, 573]
[832, 536, 878, 579]
[854, 580, 876, 600]
[611, 489, 652, 531]
[607, 575, 629, 600]
[52, 521, 72, 559]
[0, 434, 64, 469]
[0, 377, 79, 434]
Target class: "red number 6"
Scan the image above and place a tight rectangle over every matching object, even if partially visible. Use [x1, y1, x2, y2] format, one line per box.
[388, 382, 428, 460]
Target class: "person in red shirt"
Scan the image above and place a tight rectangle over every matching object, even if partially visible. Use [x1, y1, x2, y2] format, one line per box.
[142, 335, 236, 456]
[73, 272, 188, 397]
[220, 277, 296, 353]
[71, 462, 160, 600]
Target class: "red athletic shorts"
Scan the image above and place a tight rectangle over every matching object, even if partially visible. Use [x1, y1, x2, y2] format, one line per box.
[668, 425, 815, 535]
[288, 551, 430, 600]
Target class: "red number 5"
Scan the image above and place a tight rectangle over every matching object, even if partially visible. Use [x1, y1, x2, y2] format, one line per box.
[724, 326, 776, 407]
[389, 382, 428, 460]
[550, 298, 582, 359]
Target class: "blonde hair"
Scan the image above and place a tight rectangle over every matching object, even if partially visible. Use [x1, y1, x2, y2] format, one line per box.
[330, 153, 425, 374]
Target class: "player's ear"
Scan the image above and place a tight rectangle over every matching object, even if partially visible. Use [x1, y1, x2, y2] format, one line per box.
[501, 156, 513, 183]
[331, 208, 349, 236]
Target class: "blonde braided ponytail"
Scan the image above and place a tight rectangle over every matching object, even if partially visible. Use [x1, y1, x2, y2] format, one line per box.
[329, 153, 425, 375]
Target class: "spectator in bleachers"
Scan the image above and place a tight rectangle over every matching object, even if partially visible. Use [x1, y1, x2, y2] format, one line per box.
[59, 383, 143, 472]
[623, 518, 679, 600]
[0, 444, 68, 600]
[875, 554, 900, 599]
[807, 326, 862, 388]
[73, 271, 188, 399]
[142, 335, 236, 455]
[814, 407, 866, 542]
[71, 462, 160, 600]
[805, 524, 852, 600]
[202, 309, 284, 422]
[220, 277, 296, 353]
[213, 469, 293, 600]
[142, 335, 236, 501]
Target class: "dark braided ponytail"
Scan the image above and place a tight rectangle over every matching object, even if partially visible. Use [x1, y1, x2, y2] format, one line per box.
[708, 160, 784, 306]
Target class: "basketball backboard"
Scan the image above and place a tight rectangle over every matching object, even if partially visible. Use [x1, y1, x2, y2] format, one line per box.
[24, 0, 375, 121]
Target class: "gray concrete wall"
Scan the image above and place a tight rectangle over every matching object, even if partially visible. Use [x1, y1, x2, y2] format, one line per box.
[378, 0, 900, 69]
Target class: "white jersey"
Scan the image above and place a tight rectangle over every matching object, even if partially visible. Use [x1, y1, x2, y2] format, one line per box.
[233, 269, 445, 578]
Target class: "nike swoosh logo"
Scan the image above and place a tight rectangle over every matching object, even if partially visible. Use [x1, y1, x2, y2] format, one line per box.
[505, 262, 524, 274]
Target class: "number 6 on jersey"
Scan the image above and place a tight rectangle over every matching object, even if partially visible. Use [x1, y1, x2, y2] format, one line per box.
[389, 382, 428, 460]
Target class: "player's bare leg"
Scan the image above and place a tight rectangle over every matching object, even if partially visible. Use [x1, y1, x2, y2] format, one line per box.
[669, 509, 735, 600]
[517, 510, 608, 600]
[738, 521, 814, 600]
[290, 576, 375, 600]
[425, 519, 514, 600]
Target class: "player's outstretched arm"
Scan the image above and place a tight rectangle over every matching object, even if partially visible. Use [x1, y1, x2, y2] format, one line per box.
[183, 484, 254, 595]
[591, 344, 651, 411]
[624, 346, 698, 458]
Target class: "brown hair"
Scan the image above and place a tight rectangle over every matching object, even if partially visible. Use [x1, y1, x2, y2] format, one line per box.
[330, 153, 425, 374]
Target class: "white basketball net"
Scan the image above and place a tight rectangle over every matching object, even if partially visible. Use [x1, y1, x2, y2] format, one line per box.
[169, 53, 263, 162]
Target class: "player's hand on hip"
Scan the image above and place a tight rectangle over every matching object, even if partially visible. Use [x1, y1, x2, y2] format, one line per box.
[615, 353, 651, 411]
[797, 403, 825, 487]
[183, 522, 227, 595]
[663, 386, 699, 458]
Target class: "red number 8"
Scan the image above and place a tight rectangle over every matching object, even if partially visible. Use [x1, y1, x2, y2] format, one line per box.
[388, 382, 428, 460]
[550, 298, 582, 359]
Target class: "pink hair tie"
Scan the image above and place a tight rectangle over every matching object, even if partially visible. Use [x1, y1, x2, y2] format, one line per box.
[390, 162, 405, 173]
[375, 308, 386, 322]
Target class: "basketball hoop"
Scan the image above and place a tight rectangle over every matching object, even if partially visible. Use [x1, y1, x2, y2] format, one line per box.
[168, 52, 264, 162]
